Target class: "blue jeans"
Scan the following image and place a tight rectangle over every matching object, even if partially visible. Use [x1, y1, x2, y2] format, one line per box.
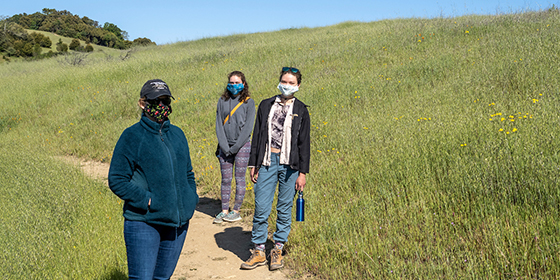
[124, 220, 189, 280]
[251, 153, 299, 245]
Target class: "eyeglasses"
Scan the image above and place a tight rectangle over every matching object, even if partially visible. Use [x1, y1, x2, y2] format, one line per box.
[282, 67, 299, 73]
[146, 97, 171, 106]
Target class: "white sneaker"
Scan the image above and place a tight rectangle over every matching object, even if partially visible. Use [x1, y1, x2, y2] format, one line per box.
[223, 211, 241, 222]
[213, 212, 226, 224]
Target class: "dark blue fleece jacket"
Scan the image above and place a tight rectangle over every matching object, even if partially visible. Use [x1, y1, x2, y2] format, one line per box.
[108, 115, 198, 227]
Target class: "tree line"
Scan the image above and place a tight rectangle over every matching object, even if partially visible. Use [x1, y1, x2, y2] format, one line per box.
[0, 8, 156, 60]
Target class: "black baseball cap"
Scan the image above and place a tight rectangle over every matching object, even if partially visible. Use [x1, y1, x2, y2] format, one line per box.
[140, 79, 174, 100]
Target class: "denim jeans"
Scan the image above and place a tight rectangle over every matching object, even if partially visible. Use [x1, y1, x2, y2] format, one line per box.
[251, 153, 299, 245]
[124, 220, 189, 280]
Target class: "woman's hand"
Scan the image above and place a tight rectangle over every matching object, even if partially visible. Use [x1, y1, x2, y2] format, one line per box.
[295, 173, 306, 191]
[250, 167, 259, 183]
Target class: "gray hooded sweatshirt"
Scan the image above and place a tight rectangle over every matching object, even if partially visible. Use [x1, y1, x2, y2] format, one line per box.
[215, 95, 255, 156]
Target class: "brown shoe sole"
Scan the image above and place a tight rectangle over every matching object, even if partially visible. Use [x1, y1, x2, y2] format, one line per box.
[240, 260, 267, 270]
[269, 262, 283, 271]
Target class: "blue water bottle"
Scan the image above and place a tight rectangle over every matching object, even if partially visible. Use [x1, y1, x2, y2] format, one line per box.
[296, 191, 304, 222]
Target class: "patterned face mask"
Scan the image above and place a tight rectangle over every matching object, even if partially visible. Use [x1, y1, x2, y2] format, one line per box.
[227, 83, 244, 95]
[144, 102, 172, 122]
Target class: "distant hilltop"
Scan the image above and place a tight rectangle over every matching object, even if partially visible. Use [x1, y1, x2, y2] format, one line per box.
[1, 8, 155, 59]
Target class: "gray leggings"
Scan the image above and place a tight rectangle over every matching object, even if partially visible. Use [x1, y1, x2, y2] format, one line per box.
[218, 141, 251, 211]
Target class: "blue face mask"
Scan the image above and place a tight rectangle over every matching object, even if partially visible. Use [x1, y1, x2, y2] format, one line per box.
[227, 83, 244, 95]
[277, 83, 299, 97]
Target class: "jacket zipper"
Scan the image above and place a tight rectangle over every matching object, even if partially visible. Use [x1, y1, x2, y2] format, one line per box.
[160, 124, 181, 226]
[291, 112, 302, 170]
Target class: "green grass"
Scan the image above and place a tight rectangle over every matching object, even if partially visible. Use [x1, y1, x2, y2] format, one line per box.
[1, 7, 560, 279]
[0, 138, 127, 279]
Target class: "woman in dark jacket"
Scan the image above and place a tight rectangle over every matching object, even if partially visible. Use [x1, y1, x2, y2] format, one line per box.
[109, 79, 198, 280]
[241, 67, 310, 271]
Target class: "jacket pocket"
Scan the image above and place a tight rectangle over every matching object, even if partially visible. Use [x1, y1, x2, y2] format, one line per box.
[146, 191, 178, 224]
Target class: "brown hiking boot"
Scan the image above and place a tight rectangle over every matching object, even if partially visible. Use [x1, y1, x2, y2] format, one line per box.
[240, 249, 267, 270]
[269, 247, 284, 271]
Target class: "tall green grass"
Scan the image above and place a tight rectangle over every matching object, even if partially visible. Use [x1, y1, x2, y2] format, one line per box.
[0, 138, 126, 279]
[1, 7, 559, 279]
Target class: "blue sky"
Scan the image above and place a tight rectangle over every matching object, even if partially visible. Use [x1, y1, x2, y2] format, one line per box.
[3, 0, 558, 45]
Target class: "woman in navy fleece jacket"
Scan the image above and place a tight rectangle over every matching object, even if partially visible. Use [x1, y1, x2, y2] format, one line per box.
[109, 79, 198, 280]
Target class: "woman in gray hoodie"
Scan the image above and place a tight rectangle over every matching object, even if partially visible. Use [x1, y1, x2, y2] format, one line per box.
[214, 71, 255, 223]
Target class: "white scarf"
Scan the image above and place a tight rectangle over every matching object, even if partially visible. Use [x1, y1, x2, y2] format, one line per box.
[262, 97, 295, 166]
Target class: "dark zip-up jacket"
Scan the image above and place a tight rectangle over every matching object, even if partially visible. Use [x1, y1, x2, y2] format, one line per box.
[108, 115, 198, 227]
[249, 96, 310, 174]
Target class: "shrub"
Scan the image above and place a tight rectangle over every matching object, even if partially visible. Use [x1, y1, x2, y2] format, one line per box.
[14, 41, 33, 57]
[85, 43, 94, 52]
[44, 50, 55, 58]
[132, 37, 156, 47]
[57, 43, 68, 53]
[56, 39, 68, 53]
[32, 44, 42, 56]
[6, 46, 16, 56]
[41, 36, 52, 48]
[68, 39, 80, 51]
[29, 32, 44, 44]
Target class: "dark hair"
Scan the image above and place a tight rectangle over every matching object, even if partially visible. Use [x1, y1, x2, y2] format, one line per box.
[279, 67, 302, 85]
[221, 71, 250, 102]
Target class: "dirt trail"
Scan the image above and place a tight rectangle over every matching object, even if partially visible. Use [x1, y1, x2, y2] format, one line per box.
[62, 157, 290, 280]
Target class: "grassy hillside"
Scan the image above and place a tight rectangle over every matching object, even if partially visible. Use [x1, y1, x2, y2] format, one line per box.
[25, 29, 122, 55]
[0, 30, 127, 63]
[1, 8, 560, 279]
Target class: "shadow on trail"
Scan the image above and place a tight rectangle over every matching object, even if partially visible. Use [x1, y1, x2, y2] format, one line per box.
[214, 226, 253, 260]
[195, 196, 221, 218]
